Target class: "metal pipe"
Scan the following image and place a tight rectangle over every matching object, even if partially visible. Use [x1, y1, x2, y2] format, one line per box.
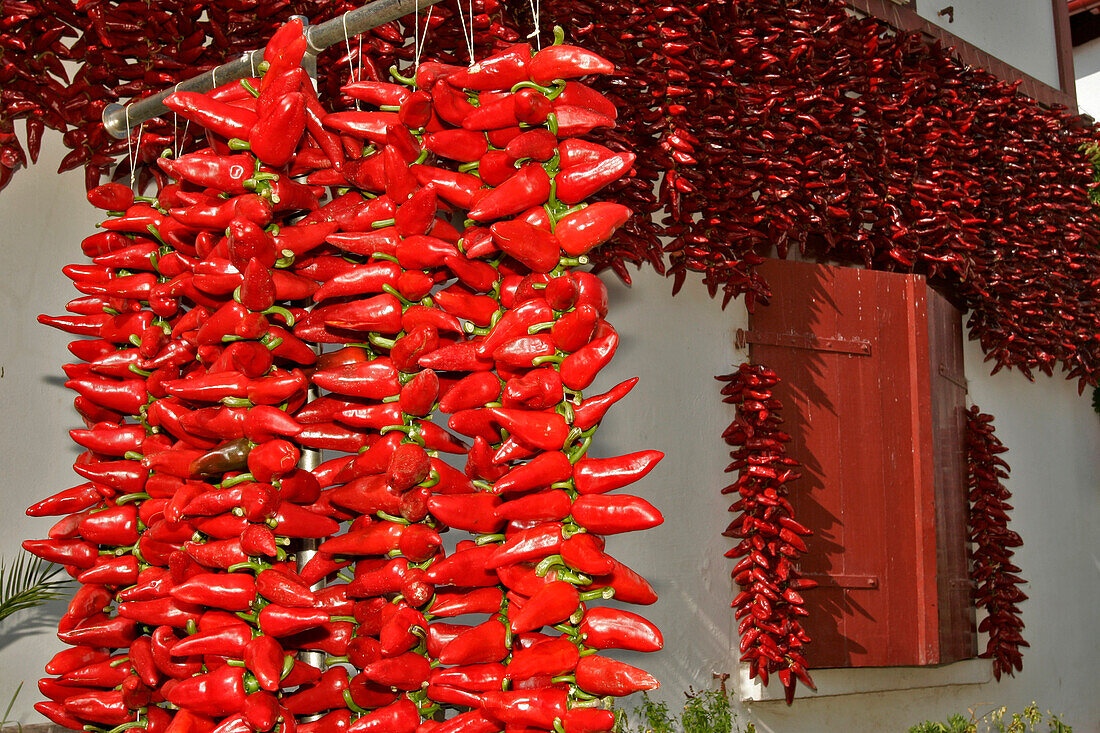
[102, 0, 443, 139]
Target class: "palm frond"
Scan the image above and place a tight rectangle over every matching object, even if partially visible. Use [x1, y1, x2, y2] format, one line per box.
[0, 553, 71, 625]
[0, 681, 23, 731]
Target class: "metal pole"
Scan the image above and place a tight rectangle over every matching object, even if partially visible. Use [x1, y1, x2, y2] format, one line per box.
[101, 0, 444, 139]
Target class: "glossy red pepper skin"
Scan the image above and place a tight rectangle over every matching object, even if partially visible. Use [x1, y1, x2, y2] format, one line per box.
[489, 523, 563, 569]
[165, 91, 258, 140]
[481, 688, 567, 729]
[509, 581, 580, 633]
[165, 665, 247, 717]
[578, 607, 663, 652]
[469, 164, 552, 222]
[574, 655, 659, 696]
[555, 153, 636, 205]
[505, 636, 580, 680]
[447, 44, 531, 91]
[438, 619, 508, 665]
[571, 494, 663, 534]
[528, 45, 615, 84]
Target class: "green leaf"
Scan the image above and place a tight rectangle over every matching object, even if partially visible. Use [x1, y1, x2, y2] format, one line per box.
[0, 553, 71, 625]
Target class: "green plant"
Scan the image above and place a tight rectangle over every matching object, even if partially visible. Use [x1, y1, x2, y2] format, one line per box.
[1082, 142, 1100, 206]
[0, 554, 71, 732]
[0, 554, 69, 624]
[909, 703, 1072, 733]
[617, 689, 753, 733]
[909, 714, 976, 733]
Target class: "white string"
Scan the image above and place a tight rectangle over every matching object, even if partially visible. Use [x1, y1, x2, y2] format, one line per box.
[528, 0, 541, 50]
[124, 106, 145, 192]
[455, 0, 475, 65]
[172, 82, 184, 158]
[249, 50, 256, 79]
[342, 13, 360, 109]
[413, 2, 435, 75]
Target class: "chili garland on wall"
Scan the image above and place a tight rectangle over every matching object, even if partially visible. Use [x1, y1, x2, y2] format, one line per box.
[717, 364, 814, 703]
[966, 407, 1028, 681]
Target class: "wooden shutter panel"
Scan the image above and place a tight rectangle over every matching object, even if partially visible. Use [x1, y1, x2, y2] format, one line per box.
[744, 259, 974, 668]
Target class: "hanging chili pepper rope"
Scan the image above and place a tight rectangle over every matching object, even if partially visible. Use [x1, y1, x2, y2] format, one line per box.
[717, 363, 815, 704]
[965, 406, 1028, 681]
[26, 13, 668, 729]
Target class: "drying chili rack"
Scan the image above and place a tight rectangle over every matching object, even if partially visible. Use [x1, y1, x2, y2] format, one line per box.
[101, 0, 444, 139]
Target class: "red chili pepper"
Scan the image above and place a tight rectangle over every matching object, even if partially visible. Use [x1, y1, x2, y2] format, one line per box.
[560, 533, 614, 576]
[169, 623, 252, 657]
[505, 636, 579, 680]
[528, 45, 614, 84]
[428, 493, 504, 533]
[170, 572, 256, 612]
[574, 654, 659, 696]
[555, 153, 636, 205]
[485, 406, 569, 450]
[164, 91, 258, 141]
[117, 597, 202, 628]
[165, 664, 247, 717]
[481, 688, 567, 729]
[490, 219, 561, 273]
[555, 203, 632, 256]
[489, 522, 563, 569]
[578, 607, 663, 652]
[448, 44, 532, 91]
[158, 153, 254, 193]
[509, 580, 581, 633]
[438, 619, 508, 665]
[586, 558, 658, 605]
[560, 327, 618, 390]
[61, 689, 134, 726]
[244, 635, 286, 693]
[424, 129, 488, 162]
[424, 544, 500, 588]
[469, 164, 552, 222]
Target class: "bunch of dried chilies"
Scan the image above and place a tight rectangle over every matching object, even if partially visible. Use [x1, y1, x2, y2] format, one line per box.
[717, 364, 814, 703]
[965, 407, 1028, 681]
[27, 18, 666, 731]
[3, 0, 1098, 390]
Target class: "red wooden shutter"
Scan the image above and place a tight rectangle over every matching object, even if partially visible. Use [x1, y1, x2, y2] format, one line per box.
[744, 259, 974, 668]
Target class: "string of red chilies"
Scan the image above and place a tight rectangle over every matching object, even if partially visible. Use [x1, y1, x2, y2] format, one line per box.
[965, 406, 1028, 681]
[717, 364, 815, 704]
[26, 16, 670, 730]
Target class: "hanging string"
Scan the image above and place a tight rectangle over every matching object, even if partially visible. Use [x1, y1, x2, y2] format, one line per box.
[171, 81, 189, 159]
[413, 0, 435, 77]
[528, 0, 541, 50]
[124, 105, 145, 192]
[455, 0, 475, 65]
[342, 12, 360, 109]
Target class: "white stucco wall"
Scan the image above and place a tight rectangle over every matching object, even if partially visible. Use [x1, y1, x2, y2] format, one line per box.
[1074, 34, 1100, 119]
[914, 0, 1062, 89]
[1, 132, 1098, 730]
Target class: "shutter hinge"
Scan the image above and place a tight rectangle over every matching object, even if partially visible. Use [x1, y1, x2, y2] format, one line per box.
[937, 363, 968, 391]
[736, 328, 872, 356]
[802, 573, 880, 589]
